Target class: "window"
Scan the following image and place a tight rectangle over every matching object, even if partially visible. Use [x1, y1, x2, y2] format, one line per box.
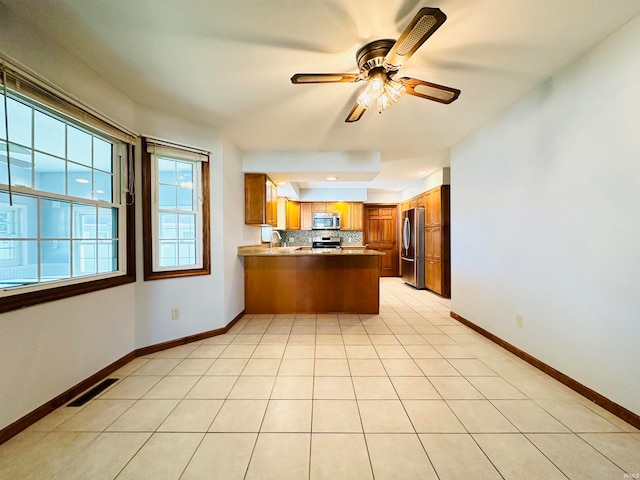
[0, 62, 136, 313]
[142, 137, 210, 280]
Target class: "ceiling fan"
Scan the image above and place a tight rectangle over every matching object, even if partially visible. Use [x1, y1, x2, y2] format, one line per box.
[291, 7, 460, 122]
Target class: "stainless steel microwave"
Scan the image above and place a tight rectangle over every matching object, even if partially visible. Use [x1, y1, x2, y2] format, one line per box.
[312, 212, 340, 230]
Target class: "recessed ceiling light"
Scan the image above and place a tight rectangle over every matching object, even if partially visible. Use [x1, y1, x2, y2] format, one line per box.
[277, 181, 288, 186]
[75, 178, 89, 184]
[326, 176, 337, 181]
[417, 171, 426, 176]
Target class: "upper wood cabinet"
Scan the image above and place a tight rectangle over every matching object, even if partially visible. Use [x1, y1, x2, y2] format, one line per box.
[245, 173, 277, 226]
[424, 188, 443, 226]
[298, 202, 363, 231]
[342, 202, 363, 231]
[312, 203, 327, 213]
[286, 199, 301, 230]
[300, 203, 313, 230]
[277, 197, 301, 230]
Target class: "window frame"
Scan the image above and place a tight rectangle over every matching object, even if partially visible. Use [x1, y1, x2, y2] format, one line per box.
[141, 137, 210, 281]
[0, 89, 136, 313]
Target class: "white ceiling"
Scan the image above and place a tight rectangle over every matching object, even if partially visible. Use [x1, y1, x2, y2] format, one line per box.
[4, 0, 640, 194]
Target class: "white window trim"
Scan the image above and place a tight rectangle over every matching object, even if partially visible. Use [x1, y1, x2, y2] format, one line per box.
[149, 153, 204, 273]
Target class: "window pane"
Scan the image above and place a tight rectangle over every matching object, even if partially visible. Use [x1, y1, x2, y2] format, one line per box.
[178, 240, 195, 265]
[159, 240, 177, 267]
[6, 97, 33, 147]
[158, 185, 176, 209]
[158, 213, 177, 240]
[34, 111, 65, 157]
[0, 191, 38, 238]
[158, 158, 176, 184]
[67, 126, 92, 166]
[34, 152, 65, 195]
[0, 240, 38, 288]
[176, 186, 194, 211]
[94, 170, 113, 202]
[178, 214, 195, 239]
[93, 137, 112, 173]
[98, 207, 117, 239]
[97, 239, 117, 273]
[1, 142, 33, 188]
[41, 199, 70, 239]
[73, 239, 97, 277]
[73, 204, 97, 239]
[68, 163, 92, 199]
[177, 161, 193, 185]
[41, 239, 70, 281]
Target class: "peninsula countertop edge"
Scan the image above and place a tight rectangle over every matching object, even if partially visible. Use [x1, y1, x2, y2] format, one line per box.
[238, 245, 386, 257]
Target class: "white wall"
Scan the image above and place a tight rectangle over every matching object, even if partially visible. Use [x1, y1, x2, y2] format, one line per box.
[221, 139, 259, 320]
[401, 167, 450, 201]
[0, 8, 250, 429]
[0, 5, 137, 429]
[451, 15, 640, 414]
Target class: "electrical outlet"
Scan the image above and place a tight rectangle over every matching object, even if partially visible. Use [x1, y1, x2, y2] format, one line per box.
[516, 314, 523, 328]
[171, 308, 181, 320]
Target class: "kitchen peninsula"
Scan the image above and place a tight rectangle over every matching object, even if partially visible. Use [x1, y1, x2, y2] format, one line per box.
[238, 246, 385, 314]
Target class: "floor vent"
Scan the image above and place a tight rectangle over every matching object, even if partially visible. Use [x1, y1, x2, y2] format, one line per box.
[67, 378, 118, 407]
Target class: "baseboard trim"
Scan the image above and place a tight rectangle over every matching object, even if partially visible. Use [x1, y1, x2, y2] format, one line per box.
[0, 310, 245, 445]
[450, 311, 640, 430]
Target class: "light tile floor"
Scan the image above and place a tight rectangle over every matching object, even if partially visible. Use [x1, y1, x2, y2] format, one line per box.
[1, 277, 639, 479]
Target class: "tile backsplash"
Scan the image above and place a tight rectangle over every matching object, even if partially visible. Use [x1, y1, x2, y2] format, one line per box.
[280, 229, 363, 246]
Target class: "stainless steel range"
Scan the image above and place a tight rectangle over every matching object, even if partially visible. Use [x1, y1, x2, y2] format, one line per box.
[312, 236, 342, 249]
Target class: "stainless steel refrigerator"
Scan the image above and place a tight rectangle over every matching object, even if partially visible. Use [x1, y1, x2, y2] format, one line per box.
[401, 207, 425, 289]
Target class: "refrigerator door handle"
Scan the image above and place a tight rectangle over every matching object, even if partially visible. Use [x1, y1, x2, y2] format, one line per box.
[402, 216, 410, 253]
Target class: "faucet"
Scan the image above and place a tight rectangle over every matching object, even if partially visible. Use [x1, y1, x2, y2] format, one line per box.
[270, 230, 283, 248]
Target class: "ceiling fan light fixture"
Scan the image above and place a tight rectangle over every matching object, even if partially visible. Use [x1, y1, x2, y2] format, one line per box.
[376, 92, 392, 113]
[385, 79, 407, 103]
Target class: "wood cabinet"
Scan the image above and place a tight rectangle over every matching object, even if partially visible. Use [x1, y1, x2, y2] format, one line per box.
[424, 188, 442, 226]
[340, 202, 363, 231]
[312, 203, 327, 213]
[245, 173, 277, 226]
[277, 197, 301, 230]
[423, 185, 450, 297]
[300, 203, 313, 230]
[286, 199, 301, 230]
[299, 202, 363, 231]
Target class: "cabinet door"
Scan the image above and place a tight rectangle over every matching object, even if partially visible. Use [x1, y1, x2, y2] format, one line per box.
[245, 173, 267, 225]
[287, 200, 301, 230]
[325, 202, 340, 214]
[300, 203, 313, 230]
[265, 178, 277, 226]
[312, 203, 326, 212]
[425, 187, 442, 226]
[425, 258, 442, 293]
[425, 227, 442, 258]
[349, 203, 363, 231]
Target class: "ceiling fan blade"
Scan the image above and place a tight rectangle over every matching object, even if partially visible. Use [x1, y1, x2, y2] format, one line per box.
[345, 103, 367, 123]
[291, 73, 358, 84]
[384, 7, 447, 71]
[400, 77, 460, 104]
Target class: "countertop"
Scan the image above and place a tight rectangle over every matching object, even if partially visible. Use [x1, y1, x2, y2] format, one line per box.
[238, 245, 385, 257]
